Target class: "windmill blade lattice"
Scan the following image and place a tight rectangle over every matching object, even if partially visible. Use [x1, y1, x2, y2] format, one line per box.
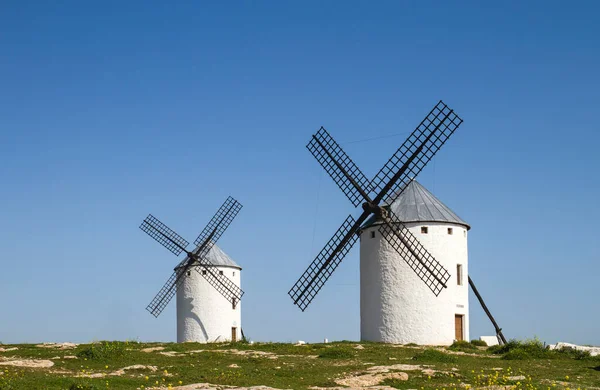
[307, 127, 371, 207]
[193, 264, 244, 303]
[140, 214, 189, 256]
[288, 215, 360, 311]
[370, 101, 463, 204]
[146, 271, 183, 317]
[194, 196, 242, 251]
[290, 100, 463, 311]
[378, 211, 451, 296]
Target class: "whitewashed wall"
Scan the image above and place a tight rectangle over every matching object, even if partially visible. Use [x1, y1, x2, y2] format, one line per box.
[176, 265, 242, 343]
[360, 221, 469, 345]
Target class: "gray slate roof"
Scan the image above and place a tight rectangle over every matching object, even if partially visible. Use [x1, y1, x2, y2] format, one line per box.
[181, 244, 241, 269]
[362, 180, 470, 230]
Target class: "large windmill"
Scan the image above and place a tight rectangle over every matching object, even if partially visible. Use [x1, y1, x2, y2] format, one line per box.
[289, 101, 506, 345]
[140, 196, 245, 343]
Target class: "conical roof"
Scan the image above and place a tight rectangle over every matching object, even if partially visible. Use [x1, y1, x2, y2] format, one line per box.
[203, 244, 241, 269]
[362, 180, 470, 230]
[177, 244, 241, 270]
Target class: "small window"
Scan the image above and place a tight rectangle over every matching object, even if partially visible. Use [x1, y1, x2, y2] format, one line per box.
[370, 231, 376, 238]
[457, 264, 463, 286]
[421, 226, 428, 234]
[233, 271, 235, 276]
[464, 230, 466, 237]
[219, 270, 224, 275]
[202, 270, 207, 275]
[232, 298, 237, 310]
[448, 228, 453, 235]
[187, 271, 191, 276]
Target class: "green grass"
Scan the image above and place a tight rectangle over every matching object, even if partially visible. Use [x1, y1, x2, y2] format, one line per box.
[448, 340, 478, 352]
[317, 347, 354, 359]
[0, 340, 598, 389]
[469, 339, 488, 347]
[76, 341, 131, 361]
[412, 348, 458, 363]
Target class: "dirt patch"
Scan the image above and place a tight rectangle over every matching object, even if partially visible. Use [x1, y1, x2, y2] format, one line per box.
[434, 347, 498, 358]
[159, 351, 184, 357]
[335, 372, 408, 387]
[78, 365, 159, 379]
[142, 346, 166, 352]
[52, 355, 78, 360]
[49, 369, 73, 375]
[367, 364, 424, 373]
[0, 347, 18, 352]
[110, 364, 159, 376]
[309, 386, 396, 390]
[150, 384, 288, 390]
[35, 342, 77, 350]
[77, 372, 105, 378]
[310, 387, 394, 390]
[0, 359, 54, 368]
[354, 345, 365, 350]
[189, 349, 280, 359]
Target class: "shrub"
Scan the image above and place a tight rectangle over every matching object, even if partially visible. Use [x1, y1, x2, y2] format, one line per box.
[448, 340, 478, 352]
[488, 339, 522, 355]
[412, 349, 458, 363]
[502, 348, 531, 360]
[405, 343, 418, 347]
[76, 341, 128, 361]
[489, 338, 550, 358]
[470, 339, 488, 347]
[318, 348, 354, 359]
[555, 346, 591, 360]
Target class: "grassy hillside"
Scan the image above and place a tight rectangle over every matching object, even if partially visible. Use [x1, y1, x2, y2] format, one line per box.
[0, 339, 598, 389]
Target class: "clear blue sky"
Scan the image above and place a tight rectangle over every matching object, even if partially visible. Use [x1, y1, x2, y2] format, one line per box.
[1, 1, 598, 345]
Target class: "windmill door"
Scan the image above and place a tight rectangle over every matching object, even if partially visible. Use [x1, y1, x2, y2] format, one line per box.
[454, 315, 464, 341]
[231, 327, 237, 342]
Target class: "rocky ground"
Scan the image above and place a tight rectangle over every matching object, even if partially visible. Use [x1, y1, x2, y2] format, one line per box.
[0, 340, 598, 389]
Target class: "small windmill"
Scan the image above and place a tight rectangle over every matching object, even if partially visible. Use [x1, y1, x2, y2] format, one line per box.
[289, 101, 507, 344]
[140, 196, 244, 319]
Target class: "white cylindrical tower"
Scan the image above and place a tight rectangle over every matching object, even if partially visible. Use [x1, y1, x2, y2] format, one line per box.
[176, 245, 242, 343]
[360, 180, 470, 345]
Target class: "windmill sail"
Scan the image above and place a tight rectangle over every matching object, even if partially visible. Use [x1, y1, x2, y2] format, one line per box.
[307, 127, 371, 207]
[289, 101, 463, 311]
[370, 101, 462, 204]
[288, 215, 360, 311]
[141, 197, 244, 318]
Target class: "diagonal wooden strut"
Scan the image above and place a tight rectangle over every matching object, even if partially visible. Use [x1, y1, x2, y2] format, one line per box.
[469, 276, 507, 345]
